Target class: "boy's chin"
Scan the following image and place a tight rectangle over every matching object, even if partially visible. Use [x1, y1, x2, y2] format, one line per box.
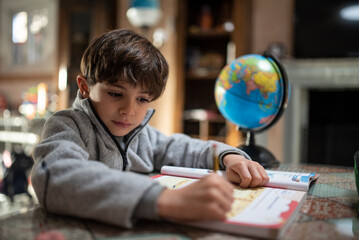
[110, 129, 131, 137]
[112, 132, 128, 137]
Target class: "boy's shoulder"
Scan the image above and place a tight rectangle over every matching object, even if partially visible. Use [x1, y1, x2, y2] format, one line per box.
[42, 108, 93, 139]
[46, 108, 92, 127]
[52, 107, 88, 118]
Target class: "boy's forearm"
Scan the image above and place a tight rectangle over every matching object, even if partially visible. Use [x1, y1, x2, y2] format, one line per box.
[133, 184, 165, 220]
[31, 148, 162, 228]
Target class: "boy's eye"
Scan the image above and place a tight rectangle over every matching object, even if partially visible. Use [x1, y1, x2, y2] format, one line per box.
[108, 92, 122, 97]
[138, 97, 150, 103]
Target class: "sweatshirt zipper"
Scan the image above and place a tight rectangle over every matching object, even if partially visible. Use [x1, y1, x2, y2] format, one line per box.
[121, 109, 155, 169]
[118, 109, 155, 170]
[88, 99, 154, 171]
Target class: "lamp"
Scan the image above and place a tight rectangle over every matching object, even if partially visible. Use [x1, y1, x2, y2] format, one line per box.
[126, 0, 162, 30]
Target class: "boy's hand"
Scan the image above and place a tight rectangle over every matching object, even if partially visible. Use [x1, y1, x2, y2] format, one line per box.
[223, 154, 269, 188]
[157, 174, 234, 222]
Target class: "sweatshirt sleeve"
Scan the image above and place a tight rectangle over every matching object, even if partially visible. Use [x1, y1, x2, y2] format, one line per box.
[31, 113, 165, 228]
[142, 125, 251, 171]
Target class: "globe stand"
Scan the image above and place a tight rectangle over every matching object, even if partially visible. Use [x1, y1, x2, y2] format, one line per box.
[238, 131, 279, 168]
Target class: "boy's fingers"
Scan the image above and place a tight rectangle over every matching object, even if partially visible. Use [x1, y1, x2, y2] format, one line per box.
[227, 170, 242, 184]
[248, 165, 264, 187]
[254, 162, 269, 186]
[211, 189, 233, 213]
[229, 161, 268, 188]
[258, 165, 270, 185]
[234, 165, 252, 188]
[204, 174, 234, 202]
[205, 202, 228, 220]
[204, 175, 234, 210]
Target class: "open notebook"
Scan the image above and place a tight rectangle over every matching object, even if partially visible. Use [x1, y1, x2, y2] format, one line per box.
[152, 166, 319, 239]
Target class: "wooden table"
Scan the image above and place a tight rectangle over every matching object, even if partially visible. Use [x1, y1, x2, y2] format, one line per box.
[1, 163, 358, 240]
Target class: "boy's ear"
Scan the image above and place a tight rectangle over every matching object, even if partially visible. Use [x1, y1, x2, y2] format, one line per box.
[77, 75, 90, 98]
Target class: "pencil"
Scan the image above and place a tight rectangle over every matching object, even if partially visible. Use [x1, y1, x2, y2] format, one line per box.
[213, 143, 219, 172]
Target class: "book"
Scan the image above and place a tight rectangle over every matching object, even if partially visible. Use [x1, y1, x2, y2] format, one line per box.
[161, 166, 319, 191]
[152, 166, 319, 239]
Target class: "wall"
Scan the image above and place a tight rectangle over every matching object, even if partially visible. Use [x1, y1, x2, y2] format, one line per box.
[250, 0, 294, 162]
[251, 0, 294, 56]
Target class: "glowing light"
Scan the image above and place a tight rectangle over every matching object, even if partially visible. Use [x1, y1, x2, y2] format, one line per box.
[18, 103, 36, 119]
[3, 109, 10, 118]
[37, 82, 47, 116]
[126, 0, 162, 28]
[58, 66, 68, 91]
[0, 131, 39, 144]
[12, 11, 28, 43]
[153, 28, 165, 48]
[2, 150, 12, 168]
[30, 12, 48, 34]
[13, 117, 23, 126]
[127, 8, 161, 27]
[340, 4, 359, 21]
[223, 21, 235, 32]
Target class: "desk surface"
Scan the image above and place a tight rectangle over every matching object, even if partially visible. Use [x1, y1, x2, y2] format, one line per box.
[1, 164, 358, 240]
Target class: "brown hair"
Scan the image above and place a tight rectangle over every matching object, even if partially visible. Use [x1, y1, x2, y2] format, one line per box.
[80, 29, 168, 100]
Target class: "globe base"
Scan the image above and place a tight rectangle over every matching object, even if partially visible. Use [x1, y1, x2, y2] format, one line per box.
[238, 131, 280, 168]
[239, 144, 280, 169]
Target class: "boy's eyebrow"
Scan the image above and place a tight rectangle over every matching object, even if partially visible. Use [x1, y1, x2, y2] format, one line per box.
[109, 83, 151, 94]
[109, 83, 126, 90]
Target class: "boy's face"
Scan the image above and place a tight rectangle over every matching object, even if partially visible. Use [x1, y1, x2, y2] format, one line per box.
[88, 79, 152, 136]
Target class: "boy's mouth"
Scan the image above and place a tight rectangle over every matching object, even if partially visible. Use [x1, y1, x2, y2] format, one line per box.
[113, 120, 132, 128]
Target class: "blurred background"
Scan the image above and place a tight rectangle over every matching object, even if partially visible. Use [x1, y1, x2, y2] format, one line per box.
[0, 0, 359, 213]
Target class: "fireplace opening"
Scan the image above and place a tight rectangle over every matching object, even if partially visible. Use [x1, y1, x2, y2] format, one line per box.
[303, 89, 359, 167]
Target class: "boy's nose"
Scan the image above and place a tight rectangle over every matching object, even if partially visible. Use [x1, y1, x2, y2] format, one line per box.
[119, 101, 136, 116]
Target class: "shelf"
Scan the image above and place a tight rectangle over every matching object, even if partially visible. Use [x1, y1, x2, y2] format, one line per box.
[183, 109, 226, 141]
[186, 70, 221, 80]
[180, 0, 234, 142]
[183, 109, 225, 122]
[177, 0, 252, 144]
[187, 29, 231, 39]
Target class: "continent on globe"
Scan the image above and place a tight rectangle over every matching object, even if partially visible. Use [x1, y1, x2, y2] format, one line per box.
[214, 54, 287, 131]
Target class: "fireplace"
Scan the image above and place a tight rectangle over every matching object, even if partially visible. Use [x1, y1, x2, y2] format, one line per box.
[282, 58, 359, 167]
[305, 89, 359, 167]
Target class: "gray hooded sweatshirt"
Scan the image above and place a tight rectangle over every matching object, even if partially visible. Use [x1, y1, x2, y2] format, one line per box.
[31, 91, 251, 228]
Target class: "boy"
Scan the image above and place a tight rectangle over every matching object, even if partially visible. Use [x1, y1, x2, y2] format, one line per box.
[31, 29, 268, 228]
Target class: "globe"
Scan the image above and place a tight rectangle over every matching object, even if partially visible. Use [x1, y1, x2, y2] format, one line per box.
[214, 52, 290, 168]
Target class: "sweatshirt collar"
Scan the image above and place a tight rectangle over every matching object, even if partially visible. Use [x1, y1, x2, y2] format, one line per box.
[72, 90, 155, 147]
